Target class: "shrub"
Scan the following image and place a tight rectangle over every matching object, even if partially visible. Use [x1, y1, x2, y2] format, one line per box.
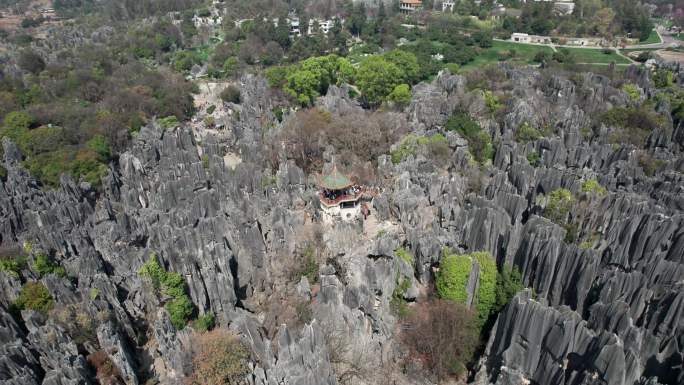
[16, 126, 64, 155]
[15, 281, 54, 314]
[622, 83, 640, 102]
[401, 300, 478, 382]
[395, 246, 413, 266]
[86, 135, 111, 160]
[446, 112, 493, 164]
[579, 240, 594, 249]
[527, 151, 541, 167]
[295, 301, 312, 324]
[222, 57, 239, 78]
[653, 70, 673, 88]
[483, 90, 502, 113]
[2, 111, 34, 139]
[158, 116, 180, 129]
[446, 112, 481, 138]
[544, 188, 575, 224]
[635, 51, 652, 63]
[139, 255, 195, 329]
[139, 256, 166, 288]
[533, 51, 551, 63]
[601, 107, 663, 146]
[494, 265, 522, 312]
[391, 133, 449, 164]
[564, 223, 579, 243]
[33, 254, 67, 278]
[581, 179, 607, 196]
[443, 63, 460, 74]
[473, 252, 497, 327]
[297, 246, 319, 284]
[515, 122, 542, 143]
[167, 296, 194, 329]
[173, 51, 200, 72]
[388, 84, 411, 107]
[390, 276, 411, 318]
[189, 329, 250, 385]
[470, 131, 495, 164]
[0, 255, 26, 278]
[552, 48, 575, 64]
[220, 86, 241, 104]
[436, 253, 472, 304]
[638, 153, 665, 177]
[87, 350, 123, 385]
[18, 50, 46, 74]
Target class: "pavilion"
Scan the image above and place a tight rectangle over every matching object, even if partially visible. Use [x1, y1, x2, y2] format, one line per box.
[318, 166, 364, 220]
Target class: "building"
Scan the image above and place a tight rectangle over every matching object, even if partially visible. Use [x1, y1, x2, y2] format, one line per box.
[318, 166, 365, 221]
[307, 18, 336, 35]
[442, 0, 455, 12]
[400, 0, 423, 14]
[510, 33, 551, 44]
[553, 1, 575, 15]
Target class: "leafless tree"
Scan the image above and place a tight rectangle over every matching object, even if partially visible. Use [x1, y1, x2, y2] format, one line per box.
[400, 299, 479, 383]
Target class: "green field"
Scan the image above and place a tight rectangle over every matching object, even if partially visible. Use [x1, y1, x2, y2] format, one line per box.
[460, 41, 553, 70]
[561, 48, 631, 64]
[640, 29, 662, 44]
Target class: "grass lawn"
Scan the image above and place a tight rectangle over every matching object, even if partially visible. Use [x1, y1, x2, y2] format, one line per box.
[461, 41, 552, 70]
[640, 29, 662, 44]
[561, 47, 631, 64]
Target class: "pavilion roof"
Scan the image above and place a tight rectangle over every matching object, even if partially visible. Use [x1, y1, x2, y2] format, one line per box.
[318, 165, 353, 190]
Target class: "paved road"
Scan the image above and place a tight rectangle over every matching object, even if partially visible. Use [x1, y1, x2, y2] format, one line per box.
[624, 26, 681, 49]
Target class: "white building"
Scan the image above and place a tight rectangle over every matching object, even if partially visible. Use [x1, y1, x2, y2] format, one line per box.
[400, 0, 423, 14]
[510, 33, 551, 44]
[442, 0, 455, 12]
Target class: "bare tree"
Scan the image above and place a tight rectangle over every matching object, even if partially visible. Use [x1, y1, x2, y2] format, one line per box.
[322, 323, 375, 385]
[401, 299, 479, 383]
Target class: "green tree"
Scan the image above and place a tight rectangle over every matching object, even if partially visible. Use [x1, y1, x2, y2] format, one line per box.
[86, 135, 111, 160]
[285, 70, 320, 106]
[388, 84, 411, 107]
[436, 253, 472, 303]
[436, 251, 498, 327]
[355, 56, 402, 107]
[383, 50, 420, 84]
[2, 111, 33, 140]
[220, 86, 241, 104]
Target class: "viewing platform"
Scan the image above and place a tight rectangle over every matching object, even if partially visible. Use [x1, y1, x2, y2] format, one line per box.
[317, 165, 374, 221]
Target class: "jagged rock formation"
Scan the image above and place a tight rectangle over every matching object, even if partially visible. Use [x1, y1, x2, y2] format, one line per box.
[0, 66, 682, 385]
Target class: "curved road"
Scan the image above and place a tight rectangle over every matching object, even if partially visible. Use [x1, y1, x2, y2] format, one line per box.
[624, 26, 681, 49]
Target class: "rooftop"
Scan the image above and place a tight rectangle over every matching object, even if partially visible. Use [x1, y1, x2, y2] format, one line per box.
[318, 165, 353, 190]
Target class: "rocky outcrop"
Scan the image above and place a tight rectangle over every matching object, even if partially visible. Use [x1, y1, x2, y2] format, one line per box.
[0, 63, 682, 385]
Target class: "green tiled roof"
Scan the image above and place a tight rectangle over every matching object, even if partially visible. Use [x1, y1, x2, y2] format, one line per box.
[318, 166, 352, 190]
